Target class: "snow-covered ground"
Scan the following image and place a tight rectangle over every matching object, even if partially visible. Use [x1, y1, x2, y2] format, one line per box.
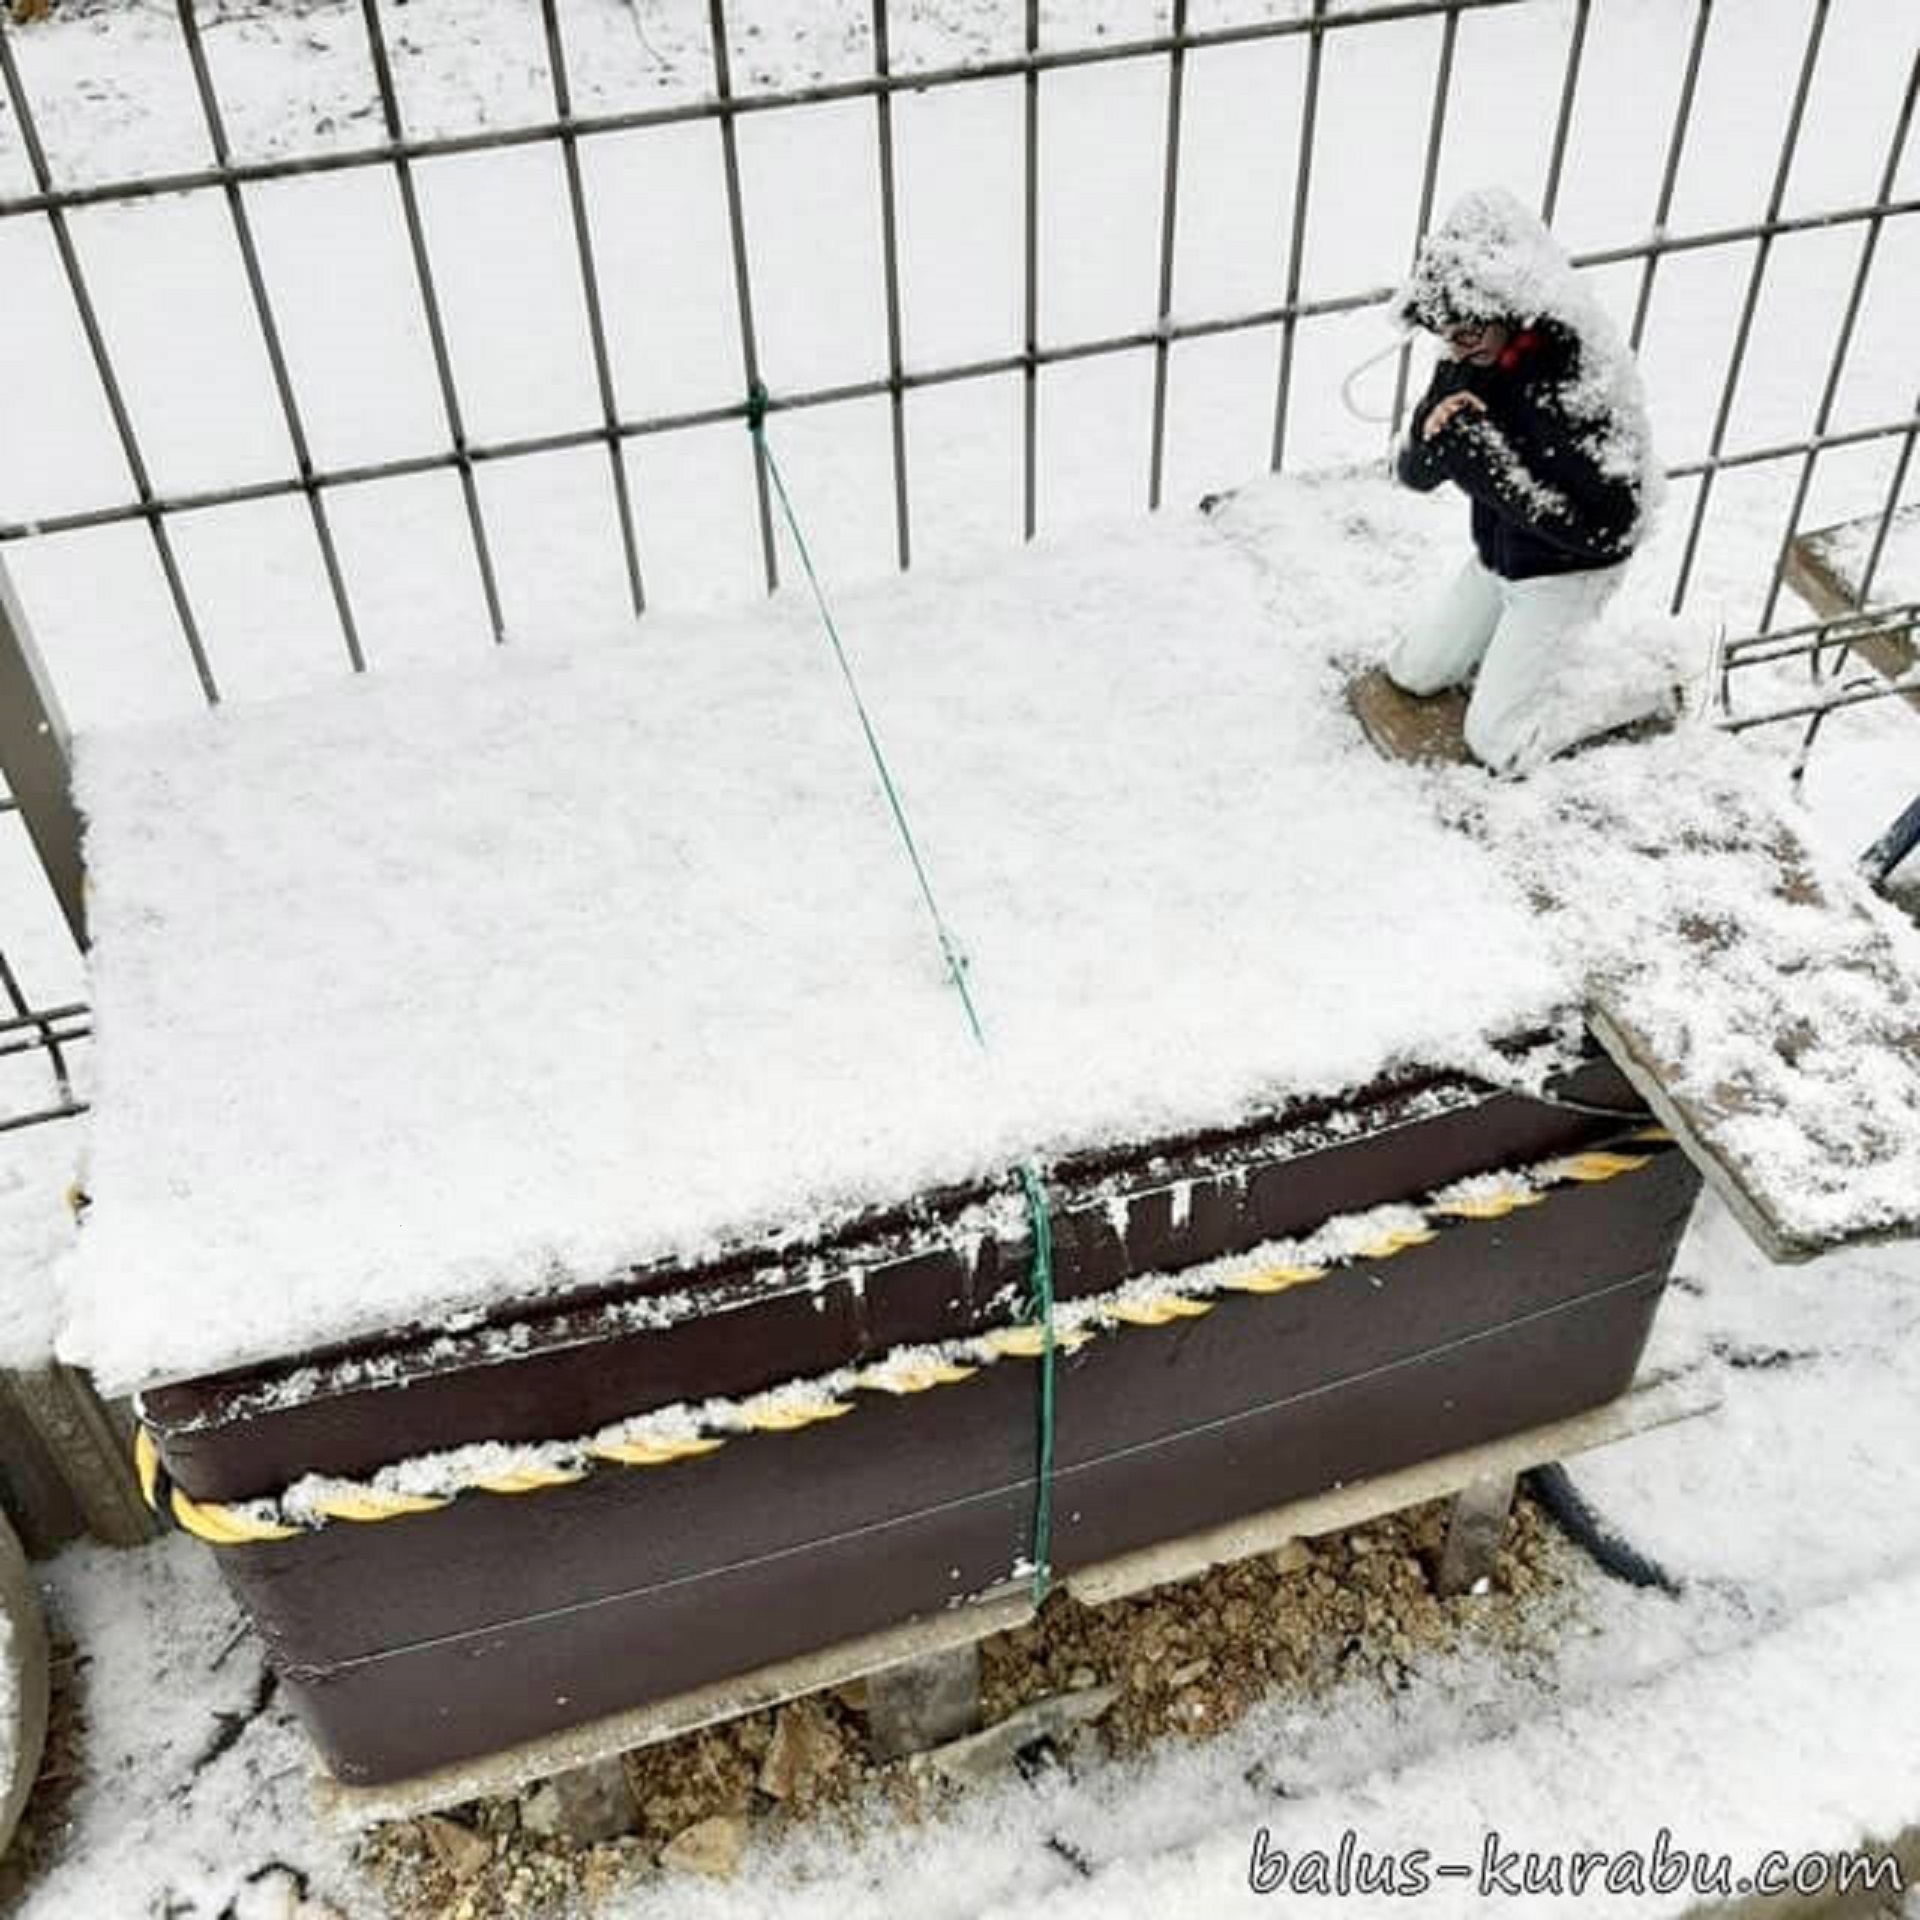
[0, 0, 1917, 1912]
[13, 1197, 1920, 1919]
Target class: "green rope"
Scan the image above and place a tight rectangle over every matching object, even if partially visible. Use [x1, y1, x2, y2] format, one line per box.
[747, 382, 1056, 1605]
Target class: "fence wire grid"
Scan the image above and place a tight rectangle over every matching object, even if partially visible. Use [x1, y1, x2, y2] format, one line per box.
[1, 0, 1918, 1136]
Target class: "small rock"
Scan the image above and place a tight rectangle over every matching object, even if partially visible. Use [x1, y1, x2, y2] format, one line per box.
[418, 1813, 492, 1882]
[521, 1755, 639, 1844]
[1066, 1666, 1097, 1690]
[661, 1813, 747, 1881]
[758, 1701, 843, 1802]
[1166, 1656, 1212, 1690]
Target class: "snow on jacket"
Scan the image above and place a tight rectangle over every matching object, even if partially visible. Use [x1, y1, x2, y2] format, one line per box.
[1392, 187, 1659, 582]
[1396, 321, 1641, 580]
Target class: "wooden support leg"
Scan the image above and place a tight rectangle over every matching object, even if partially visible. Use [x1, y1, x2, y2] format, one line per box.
[865, 1641, 982, 1761]
[1436, 1470, 1515, 1598]
[0, 1365, 154, 1553]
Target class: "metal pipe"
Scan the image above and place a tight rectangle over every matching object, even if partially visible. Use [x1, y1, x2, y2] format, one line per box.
[357, 0, 507, 641]
[0, 0, 1549, 226]
[540, 0, 648, 616]
[0, 23, 218, 701]
[1758, 45, 1918, 630]
[1273, 0, 1330, 473]
[872, 0, 912, 569]
[1669, 0, 1830, 614]
[1630, 0, 1713, 352]
[709, 0, 779, 592]
[1539, 0, 1590, 225]
[1022, 0, 1040, 541]
[1388, 4, 1461, 443]
[1147, 0, 1189, 510]
[175, 0, 365, 672]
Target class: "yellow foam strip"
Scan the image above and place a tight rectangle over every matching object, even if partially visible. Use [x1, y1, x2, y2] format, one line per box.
[1353, 1225, 1439, 1259]
[589, 1436, 726, 1466]
[738, 1399, 855, 1433]
[134, 1427, 161, 1509]
[1110, 1295, 1215, 1327]
[857, 1360, 979, 1394]
[1632, 1127, 1674, 1144]
[309, 1487, 452, 1523]
[474, 1464, 587, 1495]
[170, 1488, 299, 1545]
[1546, 1150, 1652, 1184]
[1223, 1264, 1327, 1294]
[980, 1325, 1091, 1359]
[1430, 1191, 1547, 1221]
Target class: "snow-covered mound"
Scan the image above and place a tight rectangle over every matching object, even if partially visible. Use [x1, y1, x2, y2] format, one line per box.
[63, 472, 1574, 1390]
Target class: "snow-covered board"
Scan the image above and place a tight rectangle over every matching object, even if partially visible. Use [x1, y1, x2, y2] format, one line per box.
[1462, 755, 1920, 1265]
[1211, 482, 1920, 1268]
[1345, 667, 1473, 766]
[1784, 505, 1920, 701]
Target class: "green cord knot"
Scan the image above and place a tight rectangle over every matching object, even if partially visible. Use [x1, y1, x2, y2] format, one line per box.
[745, 379, 770, 438]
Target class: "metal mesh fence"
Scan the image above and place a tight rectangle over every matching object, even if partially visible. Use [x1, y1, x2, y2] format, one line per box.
[0, 0, 1916, 1131]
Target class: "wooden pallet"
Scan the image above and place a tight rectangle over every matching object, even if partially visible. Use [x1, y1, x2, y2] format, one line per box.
[315, 1363, 1715, 1828]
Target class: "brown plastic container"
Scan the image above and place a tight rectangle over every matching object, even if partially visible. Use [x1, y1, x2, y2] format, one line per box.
[143, 1047, 1698, 1784]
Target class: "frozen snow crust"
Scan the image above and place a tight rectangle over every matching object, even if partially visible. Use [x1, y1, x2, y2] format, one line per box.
[64, 471, 1588, 1390]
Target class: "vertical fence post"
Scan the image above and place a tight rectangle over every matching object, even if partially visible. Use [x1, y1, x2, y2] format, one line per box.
[0, 561, 84, 953]
[357, 0, 509, 642]
[708, 0, 779, 593]
[0, 19, 219, 704]
[872, 0, 912, 572]
[1758, 47, 1918, 631]
[540, 0, 649, 618]
[1387, 1, 1460, 445]
[1630, 0, 1713, 352]
[1022, 0, 1041, 542]
[1669, 0, 1829, 615]
[1271, 0, 1328, 474]
[1539, 0, 1590, 226]
[1146, 0, 1188, 511]
[0, 561, 154, 1553]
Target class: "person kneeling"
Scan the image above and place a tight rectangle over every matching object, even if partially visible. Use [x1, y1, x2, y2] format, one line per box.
[1388, 188, 1660, 775]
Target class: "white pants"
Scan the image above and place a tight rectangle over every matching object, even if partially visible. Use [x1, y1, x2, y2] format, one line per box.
[1387, 557, 1628, 774]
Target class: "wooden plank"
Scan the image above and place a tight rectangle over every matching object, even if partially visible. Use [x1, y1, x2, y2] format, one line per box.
[1585, 815, 1920, 1265]
[0, 1366, 154, 1553]
[315, 1362, 1715, 1828]
[1346, 666, 1473, 765]
[1783, 511, 1920, 710]
[0, 559, 86, 948]
[1435, 1471, 1518, 1598]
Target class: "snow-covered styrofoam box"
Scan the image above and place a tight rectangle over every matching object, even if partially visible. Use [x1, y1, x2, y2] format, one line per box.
[62, 471, 1604, 1391]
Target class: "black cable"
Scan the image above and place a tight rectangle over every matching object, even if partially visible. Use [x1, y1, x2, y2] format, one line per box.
[1524, 1462, 1682, 1596]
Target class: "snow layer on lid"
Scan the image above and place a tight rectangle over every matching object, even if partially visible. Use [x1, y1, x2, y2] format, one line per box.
[62, 477, 1568, 1390]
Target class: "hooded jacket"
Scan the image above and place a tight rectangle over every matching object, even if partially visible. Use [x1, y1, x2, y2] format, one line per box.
[1396, 320, 1642, 579]
[1392, 189, 1655, 582]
